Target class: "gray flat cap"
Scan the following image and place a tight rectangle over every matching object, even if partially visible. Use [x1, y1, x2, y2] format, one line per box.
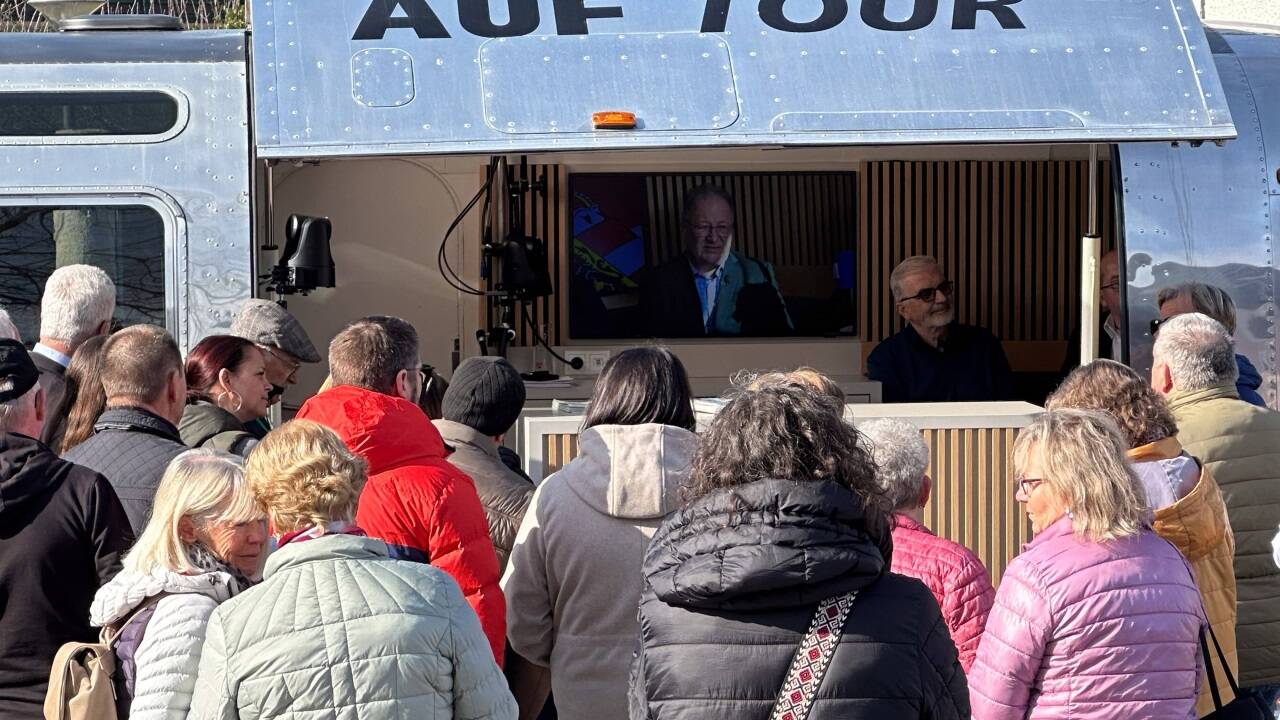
[230, 299, 321, 363]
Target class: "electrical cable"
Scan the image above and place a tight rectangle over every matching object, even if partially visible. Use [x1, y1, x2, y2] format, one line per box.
[522, 305, 584, 370]
[436, 156, 503, 296]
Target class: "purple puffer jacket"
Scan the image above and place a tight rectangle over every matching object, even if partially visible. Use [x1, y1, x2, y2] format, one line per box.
[968, 517, 1204, 720]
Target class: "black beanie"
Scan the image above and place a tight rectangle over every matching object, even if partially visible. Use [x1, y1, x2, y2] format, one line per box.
[442, 357, 527, 437]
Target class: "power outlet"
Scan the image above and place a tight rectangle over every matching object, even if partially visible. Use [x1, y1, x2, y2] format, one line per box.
[587, 351, 610, 374]
[563, 351, 590, 375]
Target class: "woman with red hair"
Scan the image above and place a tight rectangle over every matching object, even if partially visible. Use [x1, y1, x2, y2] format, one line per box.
[179, 335, 272, 457]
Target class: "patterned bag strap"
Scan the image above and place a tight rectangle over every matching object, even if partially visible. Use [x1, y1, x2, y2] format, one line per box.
[770, 590, 859, 720]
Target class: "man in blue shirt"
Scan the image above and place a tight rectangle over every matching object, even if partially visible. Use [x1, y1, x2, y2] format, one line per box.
[867, 256, 1015, 403]
[1155, 283, 1267, 407]
[641, 185, 791, 338]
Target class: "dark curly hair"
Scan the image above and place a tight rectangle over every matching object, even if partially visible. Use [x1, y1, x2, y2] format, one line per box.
[685, 378, 890, 521]
[1047, 359, 1179, 448]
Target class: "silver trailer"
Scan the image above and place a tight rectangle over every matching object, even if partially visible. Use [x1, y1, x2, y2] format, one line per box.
[0, 0, 1275, 404]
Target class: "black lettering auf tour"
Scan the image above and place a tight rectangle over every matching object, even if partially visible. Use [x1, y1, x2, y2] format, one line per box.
[355, 0, 1025, 41]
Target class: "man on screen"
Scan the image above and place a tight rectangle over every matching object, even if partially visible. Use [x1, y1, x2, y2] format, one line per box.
[641, 184, 792, 338]
[867, 256, 1015, 403]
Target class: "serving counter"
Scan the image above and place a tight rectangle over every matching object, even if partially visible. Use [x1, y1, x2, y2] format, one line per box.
[521, 401, 1043, 586]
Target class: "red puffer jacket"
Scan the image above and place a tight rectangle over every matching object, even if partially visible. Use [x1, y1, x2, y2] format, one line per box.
[296, 385, 506, 664]
[890, 514, 995, 673]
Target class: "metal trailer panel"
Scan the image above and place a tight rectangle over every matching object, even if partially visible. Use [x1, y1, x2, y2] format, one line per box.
[1118, 26, 1279, 408]
[0, 30, 253, 351]
[251, 0, 1235, 159]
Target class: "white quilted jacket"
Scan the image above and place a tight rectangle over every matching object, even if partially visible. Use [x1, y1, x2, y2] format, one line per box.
[188, 534, 516, 720]
[91, 565, 240, 720]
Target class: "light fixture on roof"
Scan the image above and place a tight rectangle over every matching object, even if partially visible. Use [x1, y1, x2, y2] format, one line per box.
[26, 0, 105, 24]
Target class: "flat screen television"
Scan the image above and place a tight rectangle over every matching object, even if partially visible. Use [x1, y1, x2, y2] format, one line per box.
[567, 172, 859, 339]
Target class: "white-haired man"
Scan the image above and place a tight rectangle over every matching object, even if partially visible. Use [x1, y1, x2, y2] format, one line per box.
[1153, 312, 1280, 701]
[33, 264, 116, 447]
[0, 339, 131, 719]
[858, 417, 995, 673]
[867, 256, 1014, 402]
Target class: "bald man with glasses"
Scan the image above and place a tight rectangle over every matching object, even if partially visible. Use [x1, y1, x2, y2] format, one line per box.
[867, 256, 1014, 403]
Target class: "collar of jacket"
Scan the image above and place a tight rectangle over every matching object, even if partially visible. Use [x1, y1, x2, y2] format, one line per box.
[263, 533, 390, 579]
[1127, 436, 1184, 463]
[433, 419, 498, 460]
[891, 512, 934, 536]
[1150, 463, 1224, 562]
[94, 406, 182, 442]
[1024, 514, 1076, 552]
[1167, 383, 1240, 412]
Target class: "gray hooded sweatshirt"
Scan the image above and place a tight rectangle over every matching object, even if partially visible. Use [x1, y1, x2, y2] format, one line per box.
[501, 423, 697, 720]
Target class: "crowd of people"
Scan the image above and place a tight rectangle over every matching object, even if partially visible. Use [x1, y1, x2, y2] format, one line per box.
[0, 263, 1277, 719]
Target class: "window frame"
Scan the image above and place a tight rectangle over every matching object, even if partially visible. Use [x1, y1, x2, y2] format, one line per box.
[0, 189, 184, 335]
[0, 86, 190, 146]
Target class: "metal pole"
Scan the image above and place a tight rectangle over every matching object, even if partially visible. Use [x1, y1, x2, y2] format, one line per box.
[1080, 144, 1103, 366]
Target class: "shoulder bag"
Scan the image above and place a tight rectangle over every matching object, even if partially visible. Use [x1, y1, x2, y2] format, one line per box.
[769, 590, 859, 720]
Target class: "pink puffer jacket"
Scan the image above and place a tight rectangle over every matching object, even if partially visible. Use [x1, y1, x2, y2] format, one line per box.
[890, 514, 995, 672]
[968, 517, 1204, 720]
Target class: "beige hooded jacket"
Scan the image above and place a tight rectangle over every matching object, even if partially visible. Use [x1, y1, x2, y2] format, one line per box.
[501, 423, 697, 720]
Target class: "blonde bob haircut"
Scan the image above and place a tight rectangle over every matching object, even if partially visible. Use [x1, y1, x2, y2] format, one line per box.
[1013, 409, 1147, 542]
[123, 449, 263, 575]
[245, 419, 368, 534]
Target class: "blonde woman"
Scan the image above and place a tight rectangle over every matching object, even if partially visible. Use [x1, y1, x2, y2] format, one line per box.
[1048, 359, 1238, 715]
[189, 420, 516, 720]
[968, 410, 1204, 719]
[90, 449, 266, 719]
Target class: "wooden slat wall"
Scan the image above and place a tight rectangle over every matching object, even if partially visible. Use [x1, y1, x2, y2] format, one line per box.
[859, 160, 1116, 344]
[539, 426, 1029, 586]
[923, 427, 1031, 587]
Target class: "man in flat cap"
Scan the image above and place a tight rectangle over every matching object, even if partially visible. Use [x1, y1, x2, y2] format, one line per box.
[230, 299, 321, 438]
[0, 340, 132, 718]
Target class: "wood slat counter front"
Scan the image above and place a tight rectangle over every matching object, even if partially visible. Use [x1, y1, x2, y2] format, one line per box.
[523, 402, 1042, 587]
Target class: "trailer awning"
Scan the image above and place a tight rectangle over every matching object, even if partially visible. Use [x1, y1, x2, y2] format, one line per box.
[251, 0, 1235, 158]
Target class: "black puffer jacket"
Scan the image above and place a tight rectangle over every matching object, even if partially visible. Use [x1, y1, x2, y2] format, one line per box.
[630, 478, 969, 720]
[63, 406, 188, 533]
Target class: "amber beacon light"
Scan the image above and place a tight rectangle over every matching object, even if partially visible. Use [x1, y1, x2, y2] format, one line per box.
[592, 111, 638, 130]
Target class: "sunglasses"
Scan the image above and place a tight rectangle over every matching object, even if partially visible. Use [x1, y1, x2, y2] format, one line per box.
[899, 280, 955, 304]
[1149, 318, 1164, 337]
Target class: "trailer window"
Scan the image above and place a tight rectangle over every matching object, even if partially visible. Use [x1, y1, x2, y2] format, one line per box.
[0, 205, 167, 341]
[0, 91, 178, 137]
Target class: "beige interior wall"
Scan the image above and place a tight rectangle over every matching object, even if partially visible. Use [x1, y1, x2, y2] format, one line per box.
[269, 157, 488, 413]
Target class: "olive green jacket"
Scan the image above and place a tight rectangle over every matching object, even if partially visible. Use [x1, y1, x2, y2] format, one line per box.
[1169, 383, 1280, 687]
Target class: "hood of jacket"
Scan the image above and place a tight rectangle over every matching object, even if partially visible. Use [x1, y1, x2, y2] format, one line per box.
[0, 432, 66, 514]
[1130, 439, 1230, 564]
[1237, 353, 1263, 393]
[180, 401, 247, 446]
[563, 423, 697, 521]
[296, 385, 449, 475]
[90, 565, 240, 627]
[644, 478, 889, 612]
